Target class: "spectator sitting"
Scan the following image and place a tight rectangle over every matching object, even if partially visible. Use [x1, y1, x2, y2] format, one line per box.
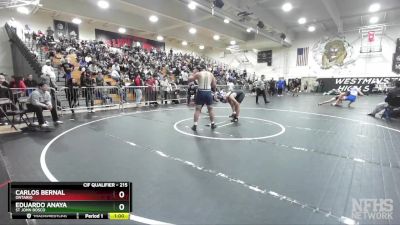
[368, 81, 400, 118]
[0, 74, 9, 88]
[24, 74, 37, 88]
[9, 76, 27, 90]
[42, 60, 57, 82]
[27, 82, 63, 127]
[9, 76, 27, 105]
[111, 69, 120, 81]
[0, 80, 10, 99]
[24, 74, 37, 96]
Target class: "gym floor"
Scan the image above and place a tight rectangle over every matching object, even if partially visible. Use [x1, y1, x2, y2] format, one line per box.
[1, 94, 399, 225]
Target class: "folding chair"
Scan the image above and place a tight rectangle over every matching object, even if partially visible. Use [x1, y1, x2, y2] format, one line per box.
[0, 98, 31, 130]
[18, 97, 36, 123]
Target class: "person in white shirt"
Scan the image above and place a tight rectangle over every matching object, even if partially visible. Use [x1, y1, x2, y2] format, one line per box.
[227, 80, 234, 92]
[41, 60, 56, 81]
[111, 70, 120, 81]
[112, 62, 120, 72]
[181, 70, 189, 85]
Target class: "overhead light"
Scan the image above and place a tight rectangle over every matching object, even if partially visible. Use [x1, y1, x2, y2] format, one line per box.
[157, 35, 164, 41]
[189, 27, 197, 34]
[224, 18, 230, 24]
[149, 15, 159, 23]
[118, 28, 126, 33]
[188, 1, 197, 10]
[97, 0, 109, 9]
[182, 41, 188, 46]
[282, 2, 293, 12]
[308, 25, 316, 32]
[246, 28, 253, 33]
[369, 16, 379, 24]
[252, 49, 258, 53]
[17, 6, 30, 14]
[199, 45, 205, 50]
[230, 40, 236, 45]
[369, 3, 380, 13]
[72, 18, 82, 24]
[298, 17, 306, 24]
[213, 34, 220, 40]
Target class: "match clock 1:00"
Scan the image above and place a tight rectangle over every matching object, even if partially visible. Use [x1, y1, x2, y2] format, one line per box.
[109, 213, 130, 220]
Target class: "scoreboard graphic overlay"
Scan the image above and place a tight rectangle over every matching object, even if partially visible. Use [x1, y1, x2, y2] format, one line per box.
[8, 182, 132, 220]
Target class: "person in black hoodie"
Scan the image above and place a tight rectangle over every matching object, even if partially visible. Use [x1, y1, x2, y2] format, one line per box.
[66, 78, 79, 113]
[24, 74, 37, 96]
[368, 81, 400, 117]
[80, 71, 95, 113]
[24, 74, 37, 88]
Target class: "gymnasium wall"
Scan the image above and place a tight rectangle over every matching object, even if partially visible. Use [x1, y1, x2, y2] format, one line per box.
[0, 26, 13, 76]
[0, 8, 399, 80]
[207, 26, 400, 80]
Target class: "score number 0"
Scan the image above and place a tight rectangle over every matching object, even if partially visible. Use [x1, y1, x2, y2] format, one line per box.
[117, 190, 128, 211]
[119, 191, 125, 211]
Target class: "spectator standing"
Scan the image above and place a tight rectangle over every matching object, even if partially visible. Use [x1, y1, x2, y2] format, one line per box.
[146, 76, 157, 105]
[61, 59, 75, 83]
[80, 71, 95, 113]
[227, 80, 235, 92]
[160, 77, 171, 104]
[276, 78, 286, 97]
[66, 78, 79, 113]
[268, 78, 276, 96]
[133, 74, 143, 105]
[181, 69, 189, 85]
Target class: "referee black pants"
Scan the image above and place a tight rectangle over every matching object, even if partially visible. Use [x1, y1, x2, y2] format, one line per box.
[256, 89, 267, 104]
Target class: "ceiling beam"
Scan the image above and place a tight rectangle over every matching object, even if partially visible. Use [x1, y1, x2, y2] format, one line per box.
[218, 0, 292, 46]
[120, 0, 248, 41]
[159, 15, 213, 33]
[321, 0, 343, 34]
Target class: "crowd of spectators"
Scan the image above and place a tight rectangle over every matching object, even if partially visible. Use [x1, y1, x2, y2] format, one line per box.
[1, 23, 254, 127]
[28, 26, 248, 88]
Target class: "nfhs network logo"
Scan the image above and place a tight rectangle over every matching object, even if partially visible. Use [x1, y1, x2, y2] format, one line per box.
[352, 198, 393, 221]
